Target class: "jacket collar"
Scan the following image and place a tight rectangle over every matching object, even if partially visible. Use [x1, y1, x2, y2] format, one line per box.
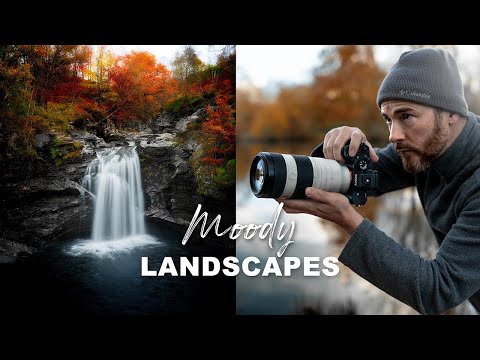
[431, 111, 480, 179]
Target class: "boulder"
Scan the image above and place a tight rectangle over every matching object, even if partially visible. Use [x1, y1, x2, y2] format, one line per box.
[175, 108, 208, 133]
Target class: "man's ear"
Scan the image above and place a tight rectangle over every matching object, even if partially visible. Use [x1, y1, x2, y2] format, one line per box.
[448, 112, 459, 125]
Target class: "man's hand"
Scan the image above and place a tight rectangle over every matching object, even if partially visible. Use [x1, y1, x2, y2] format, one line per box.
[324, 126, 379, 163]
[280, 187, 364, 235]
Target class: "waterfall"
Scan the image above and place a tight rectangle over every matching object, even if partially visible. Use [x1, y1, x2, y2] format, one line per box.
[84, 146, 145, 240]
[70, 146, 157, 257]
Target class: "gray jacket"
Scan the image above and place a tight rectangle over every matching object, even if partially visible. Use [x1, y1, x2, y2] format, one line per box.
[337, 111, 480, 314]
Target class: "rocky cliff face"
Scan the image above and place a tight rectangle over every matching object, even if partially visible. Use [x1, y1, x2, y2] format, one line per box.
[136, 133, 202, 226]
[0, 109, 234, 262]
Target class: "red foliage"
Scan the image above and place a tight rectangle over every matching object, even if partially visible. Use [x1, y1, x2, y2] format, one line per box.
[48, 76, 85, 102]
[201, 94, 235, 170]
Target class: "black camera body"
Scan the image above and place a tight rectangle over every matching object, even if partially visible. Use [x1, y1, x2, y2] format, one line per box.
[340, 142, 378, 206]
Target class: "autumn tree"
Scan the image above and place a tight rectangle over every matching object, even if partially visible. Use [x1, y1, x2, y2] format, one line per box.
[237, 45, 387, 146]
[309, 45, 386, 142]
[109, 51, 177, 124]
[193, 46, 236, 96]
[20, 45, 90, 109]
[201, 47, 236, 170]
[214, 46, 235, 94]
[0, 46, 36, 158]
[70, 45, 91, 78]
[194, 93, 236, 190]
[236, 88, 262, 140]
[172, 46, 204, 95]
[83, 45, 115, 105]
[202, 94, 235, 165]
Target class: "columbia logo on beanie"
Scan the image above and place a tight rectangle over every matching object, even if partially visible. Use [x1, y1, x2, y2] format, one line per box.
[377, 48, 468, 117]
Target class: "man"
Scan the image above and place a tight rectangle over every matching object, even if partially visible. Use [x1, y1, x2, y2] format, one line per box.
[281, 48, 480, 315]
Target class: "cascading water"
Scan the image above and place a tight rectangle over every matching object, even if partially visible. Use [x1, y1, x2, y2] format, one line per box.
[69, 146, 157, 256]
[86, 146, 145, 240]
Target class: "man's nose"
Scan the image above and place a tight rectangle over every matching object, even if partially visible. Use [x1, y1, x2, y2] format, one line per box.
[389, 122, 405, 143]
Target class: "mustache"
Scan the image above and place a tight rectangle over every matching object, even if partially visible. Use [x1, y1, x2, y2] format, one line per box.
[395, 143, 420, 153]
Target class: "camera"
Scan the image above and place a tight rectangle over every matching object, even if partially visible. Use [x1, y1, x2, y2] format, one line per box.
[249, 142, 378, 206]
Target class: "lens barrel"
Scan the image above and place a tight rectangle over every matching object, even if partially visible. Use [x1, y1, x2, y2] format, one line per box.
[250, 152, 351, 199]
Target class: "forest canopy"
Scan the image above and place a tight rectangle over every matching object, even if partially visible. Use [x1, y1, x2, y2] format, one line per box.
[0, 45, 235, 185]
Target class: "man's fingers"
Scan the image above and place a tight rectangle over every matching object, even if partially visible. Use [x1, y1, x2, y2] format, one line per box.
[323, 132, 331, 154]
[324, 127, 377, 163]
[282, 205, 306, 215]
[281, 198, 318, 214]
[305, 187, 331, 203]
[365, 140, 380, 162]
[323, 129, 338, 160]
[348, 129, 365, 157]
[333, 129, 353, 163]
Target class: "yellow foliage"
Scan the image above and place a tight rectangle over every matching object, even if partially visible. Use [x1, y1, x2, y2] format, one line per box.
[35, 102, 80, 132]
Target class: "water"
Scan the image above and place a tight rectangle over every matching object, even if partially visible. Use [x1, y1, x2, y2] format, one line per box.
[84, 146, 145, 241]
[0, 222, 234, 317]
[74, 146, 156, 256]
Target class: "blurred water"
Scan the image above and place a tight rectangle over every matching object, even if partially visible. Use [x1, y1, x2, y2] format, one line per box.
[82, 146, 145, 242]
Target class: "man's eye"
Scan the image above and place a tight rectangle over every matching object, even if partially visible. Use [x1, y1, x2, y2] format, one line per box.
[384, 117, 392, 124]
[402, 114, 412, 120]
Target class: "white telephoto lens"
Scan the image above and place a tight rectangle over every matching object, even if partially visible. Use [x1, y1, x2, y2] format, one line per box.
[310, 157, 350, 193]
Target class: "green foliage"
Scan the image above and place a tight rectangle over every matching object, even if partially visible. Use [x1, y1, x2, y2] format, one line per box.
[35, 102, 80, 132]
[4, 121, 38, 160]
[80, 79, 117, 104]
[193, 159, 236, 196]
[50, 139, 83, 166]
[0, 62, 34, 116]
[194, 167, 206, 195]
[212, 159, 236, 189]
[50, 145, 62, 165]
[163, 94, 204, 114]
[138, 153, 150, 163]
[198, 65, 220, 84]
[0, 58, 37, 160]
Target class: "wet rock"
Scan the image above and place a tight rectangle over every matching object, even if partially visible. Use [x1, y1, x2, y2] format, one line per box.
[0, 239, 32, 258]
[35, 133, 51, 148]
[151, 112, 177, 132]
[150, 108, 208, 134]
[72, 131, 108, 150]
[138, 133, 174, 148]
[137, 137, 202, 226]
[1, 132, 97, 259]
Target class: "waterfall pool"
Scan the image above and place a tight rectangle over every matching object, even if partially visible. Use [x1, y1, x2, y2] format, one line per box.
[0, 221, 234, 317]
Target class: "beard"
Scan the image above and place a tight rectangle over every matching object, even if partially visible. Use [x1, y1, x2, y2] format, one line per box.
[395, 117, 449, 174]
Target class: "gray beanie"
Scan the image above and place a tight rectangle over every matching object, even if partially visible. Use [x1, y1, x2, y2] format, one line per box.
[377, 48, 468, 117]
